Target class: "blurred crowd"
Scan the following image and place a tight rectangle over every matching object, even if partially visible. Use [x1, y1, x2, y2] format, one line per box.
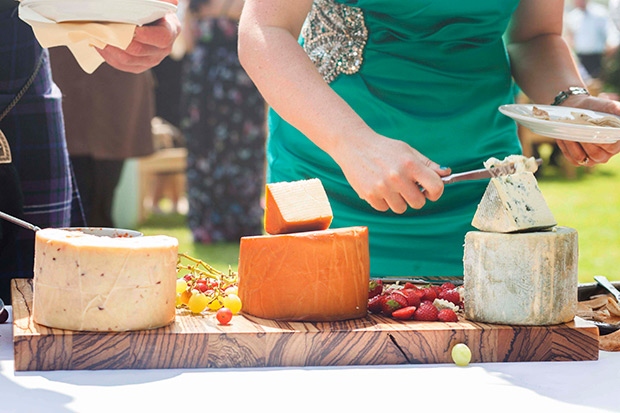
[50, 0, 620, 244]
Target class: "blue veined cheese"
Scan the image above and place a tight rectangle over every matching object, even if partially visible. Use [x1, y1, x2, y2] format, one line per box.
[463, 227, 578, 325]
[471, 171, 556, 233]
[32, 229, 178, 331]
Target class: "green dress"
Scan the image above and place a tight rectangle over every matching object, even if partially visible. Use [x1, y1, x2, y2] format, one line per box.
[266, 0, 522, 279]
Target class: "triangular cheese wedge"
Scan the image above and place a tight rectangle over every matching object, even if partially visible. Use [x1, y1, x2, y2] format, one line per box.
[472, 171, 556, 233]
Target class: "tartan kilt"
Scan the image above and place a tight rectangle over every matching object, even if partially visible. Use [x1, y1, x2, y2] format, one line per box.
[0, 7, 82, 303]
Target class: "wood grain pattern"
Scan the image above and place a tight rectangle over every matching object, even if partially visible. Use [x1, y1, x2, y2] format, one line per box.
[11, 279, 599, 371]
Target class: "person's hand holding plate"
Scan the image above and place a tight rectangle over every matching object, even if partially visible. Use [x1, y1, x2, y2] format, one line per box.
[557, 95, 620, 167]
[97, 0, 181, 73]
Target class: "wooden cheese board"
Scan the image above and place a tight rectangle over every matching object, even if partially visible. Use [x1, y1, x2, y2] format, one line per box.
[11, 279, 599, 371]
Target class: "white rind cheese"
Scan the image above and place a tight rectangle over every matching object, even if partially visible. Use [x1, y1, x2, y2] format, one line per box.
[33, 229, 178, 331]
[463, 227, 578, 325]
[471, 171, 557, 233]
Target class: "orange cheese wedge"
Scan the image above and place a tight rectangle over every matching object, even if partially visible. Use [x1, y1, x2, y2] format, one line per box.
[264, 178, 333, 235]
[238, 226, 369, 321]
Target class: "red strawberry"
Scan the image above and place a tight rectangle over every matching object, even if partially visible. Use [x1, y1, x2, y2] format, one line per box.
[381, 292, 408, 315]
[368, 295, 386, 314]
[413, 302, 439, 321]
[441, 282, 456, 291]
[404, 282, 418, 290]
[368, 279, 384, 299]
[420, 288, 437, 302]
[392, 306, 417, 320]
[402, 289, 421, 307]
[439, 289, 461, 306]
[431, 285, 443, 297]
[437, 309, 459, 322]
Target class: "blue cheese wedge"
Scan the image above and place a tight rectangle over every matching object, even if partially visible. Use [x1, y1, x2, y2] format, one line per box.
[471, 171, 556, 233]
[463, 227, 578, 325]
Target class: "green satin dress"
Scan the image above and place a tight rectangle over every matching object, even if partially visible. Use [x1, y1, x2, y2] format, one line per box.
[266, 0, 522, 280]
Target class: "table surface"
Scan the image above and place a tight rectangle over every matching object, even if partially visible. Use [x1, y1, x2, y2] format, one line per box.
[1, 307, 619, 413]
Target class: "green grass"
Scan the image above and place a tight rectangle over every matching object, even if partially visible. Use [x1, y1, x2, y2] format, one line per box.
[138, 150, 620, 284]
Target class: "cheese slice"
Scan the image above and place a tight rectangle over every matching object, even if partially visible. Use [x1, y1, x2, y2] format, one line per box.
[32, 228, 178, 331]
[264, 178, 333, 235]
[463, 227, 578, 325]
[238, 226, 369, 321]
[471, 171, 556, 233]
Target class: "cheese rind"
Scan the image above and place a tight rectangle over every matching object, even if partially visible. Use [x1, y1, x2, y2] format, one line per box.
[264, 178, 333, 235]
[471, 171, 556, 233]
[32, 229, 178, 331]
[238, 226, 369, 321]
[463, 227, 578, 325]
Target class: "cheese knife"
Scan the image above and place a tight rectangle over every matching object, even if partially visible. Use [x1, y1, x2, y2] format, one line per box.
[0, 210, 41, 231]
[594, 275, 620, 303]
[418, 158, 543, 193]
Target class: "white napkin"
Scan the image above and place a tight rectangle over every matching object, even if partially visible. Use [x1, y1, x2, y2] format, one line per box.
[19, 5, 135, 74]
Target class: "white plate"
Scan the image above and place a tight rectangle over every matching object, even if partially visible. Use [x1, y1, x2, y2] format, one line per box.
[498, 104, 620, 144]
[19, 0, 176, 26]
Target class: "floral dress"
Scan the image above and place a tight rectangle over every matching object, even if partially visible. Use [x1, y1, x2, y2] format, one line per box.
[181, 17, 266, 243]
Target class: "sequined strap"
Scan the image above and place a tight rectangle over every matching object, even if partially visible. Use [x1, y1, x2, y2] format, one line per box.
[301, 0, 368, 84]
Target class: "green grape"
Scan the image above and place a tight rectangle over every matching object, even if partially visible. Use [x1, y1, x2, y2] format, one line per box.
[176, 279, 188, 294]
[223, 294, 242, 314]
[175, 294, 183, 307]
[451, 343, 471, 367]
[188, 293, 209, 314]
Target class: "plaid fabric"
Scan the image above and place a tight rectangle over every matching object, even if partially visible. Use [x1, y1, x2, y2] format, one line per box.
[0, 8, 83, 303]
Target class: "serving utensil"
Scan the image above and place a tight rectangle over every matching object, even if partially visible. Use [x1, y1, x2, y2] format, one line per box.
[419, 158, 543, 193]
[0, 210, 40, 231]
[594, 275, 620, 303]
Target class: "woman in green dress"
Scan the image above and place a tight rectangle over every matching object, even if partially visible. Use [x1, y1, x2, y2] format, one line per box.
[238, 0, 620, 280]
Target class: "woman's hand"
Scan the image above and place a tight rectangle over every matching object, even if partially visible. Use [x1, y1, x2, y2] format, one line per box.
[334, 131, 451, 214]
[97, 0, 181, 73]
[556, 95, 620, 167]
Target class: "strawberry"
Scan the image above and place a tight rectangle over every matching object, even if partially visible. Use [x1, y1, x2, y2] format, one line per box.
[413, 302, 439, 321]
[368, 279, 384, 299]
[402, 289, 421, 307]
[437, 309, 458, 322]
[441, 282, 456, 291]
[392, 306, 417, 320]
[431, 285, 443, 297]
[381, 292, 408, 315]
[404, 282, 418, 290]
[420, 288, 437, 302]
[439, 289, 461, 306]
[368, 295, 386, 314]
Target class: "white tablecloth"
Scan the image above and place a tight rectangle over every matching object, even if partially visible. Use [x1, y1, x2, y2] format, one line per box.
[1, 306, 618, 413]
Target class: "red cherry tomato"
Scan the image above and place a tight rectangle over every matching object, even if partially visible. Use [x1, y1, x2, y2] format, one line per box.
[216, 307, 233, 325]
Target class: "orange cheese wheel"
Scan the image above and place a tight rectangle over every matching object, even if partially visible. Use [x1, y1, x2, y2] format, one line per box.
[264, 178, 333, 235]
[238, 226, 369, 321]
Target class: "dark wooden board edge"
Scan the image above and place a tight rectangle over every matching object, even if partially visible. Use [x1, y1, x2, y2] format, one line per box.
[12, 279, 600, 371]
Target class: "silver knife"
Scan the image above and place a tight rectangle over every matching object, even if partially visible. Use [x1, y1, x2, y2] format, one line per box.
[594, 275, 620, 303]
[419, 158, 543, 192]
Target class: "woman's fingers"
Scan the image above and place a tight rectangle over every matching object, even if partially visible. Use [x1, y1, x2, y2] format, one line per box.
[581, 142, 613, 164]
[557, 140, 587, 166]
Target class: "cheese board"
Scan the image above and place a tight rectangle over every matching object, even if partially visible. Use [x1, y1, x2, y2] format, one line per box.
[12, 279, 599, 371]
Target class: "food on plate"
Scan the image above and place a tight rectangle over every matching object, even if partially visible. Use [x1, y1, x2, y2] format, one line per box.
[577, 293, 620, 351]
[32, 228, 178, 331]
[471, 170, 556, 233]
[175, 253, 240, 316]
[451, 343, 471, 367]
[264, 178, 333, 235]
[463, 227, 578, 325]
[238, 226, 369, 321]
[530, 106, 620, 128]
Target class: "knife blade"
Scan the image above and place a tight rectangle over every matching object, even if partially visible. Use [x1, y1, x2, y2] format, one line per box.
[594, 275, 620, 303]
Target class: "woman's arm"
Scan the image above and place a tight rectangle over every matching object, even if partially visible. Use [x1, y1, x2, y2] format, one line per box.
[507, 0, 620, 166]
[238, 0, 449, 214]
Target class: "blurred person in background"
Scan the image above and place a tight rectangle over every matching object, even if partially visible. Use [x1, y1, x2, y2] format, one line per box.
[566, 0, 616, 79]
[181, 0, 265, 243]
[50, 47, 156, 228]
[0, 0, 180, 303]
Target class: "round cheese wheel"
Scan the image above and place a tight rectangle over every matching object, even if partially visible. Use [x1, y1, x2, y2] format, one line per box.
[463, 226, 578, 325]
[32, 229, 178, 331]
